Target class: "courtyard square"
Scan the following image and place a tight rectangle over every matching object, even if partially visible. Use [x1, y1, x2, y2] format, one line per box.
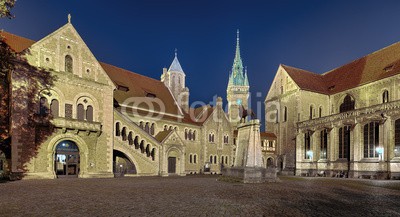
[0, 176, 400, 216]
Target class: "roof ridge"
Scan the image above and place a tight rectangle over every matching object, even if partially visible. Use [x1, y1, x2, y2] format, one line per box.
[281, 64, 321, 76]
[0, 30, 36, 43]
[322, 40, 400, 76]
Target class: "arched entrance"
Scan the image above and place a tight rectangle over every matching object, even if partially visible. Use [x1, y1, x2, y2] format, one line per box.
[167, 148, 181, 175]
[54, 140, 80, 178]
[113, 150, 137, 177]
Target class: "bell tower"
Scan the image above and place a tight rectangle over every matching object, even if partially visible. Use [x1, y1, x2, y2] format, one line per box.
[227, 30, 250, 125]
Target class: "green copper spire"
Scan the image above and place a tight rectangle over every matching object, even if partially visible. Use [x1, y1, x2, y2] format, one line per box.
[228, 29, 247, 86]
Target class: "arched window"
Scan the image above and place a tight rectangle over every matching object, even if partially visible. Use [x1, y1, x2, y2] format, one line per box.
[275, 109, 279, 123]
[77, 104, 85, 121]
[193, 130, 196, 141]
[121, 127, 127, 141]
[39, 97, 49, 116]
[50, 99, 59, 117]
[364, 122, 379, 158]
[189, 154, 193, 163]
[151, 148, 156, 161]
[225, 156, 228, 165]
[146, 144, 150, 157]
[309, 105, 314, 120]
[194, 154, 197, 164]
[284, 106, 287, 122]
[139, 121, 144, 129]
[134, 136, 139, 149]
[150, 123, 155, 135]
[221, 156, 224, 164]
[115, 122, 121, 136]
[86, 105, 93, 122]
[188, 130, 192, 140]
[140, 140, 145, 153]
[65, 55, 73, 73]
[128, 132, 133, 145]
[340, 95, 355, 113]
[382, 90, 389, 103]
[185, 129, 188, 140]
[144, 122, 150, 133]
[164, 125, 167, 131]
[320, 129, 328, 159]
[209, 155, 213, 163]
[214, 156, 217, 164]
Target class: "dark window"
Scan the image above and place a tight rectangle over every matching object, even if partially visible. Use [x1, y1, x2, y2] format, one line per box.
[209, 156, 213, 163]
[185, 129, 188, 140]
[339, 126, 351, 159]
[364, 122, 379, 158]
[382, 90, 389, 103]
[50, 99, 59, 117]
[221, 156, 224, 164]
[395, 119, 400, 157]
[151, 148, 155, 161]
[225, 156, 228, 165]
[309, 105, 313, 120]
[189, 155, 192, 163]
[340, 95, 355, 113]
[150, 123, 155, 135]
[188, 130, 192, 140]
[214, 156, 217, 164]
[146, 145, 150, 157]
[194, 155, 197, 164]
[39, 97, 48, 116]
[140, 140, 145, 153]
[65, 103, 73, 119]
[128, 132, 133, 145]
[304, 131, 311, 159]
[115, 122, 121, 136]
[77, 104, 85, 121]
[193, 131, 196, 141]
[65, 55, 73, 73]
[134, 136, 139, 149]
[86, 105, 93, 122]
[320, 129, 328, 159]
[319, 107, 322, 118]
[144, 122, 150, 133]
[122, 127, 127, 141]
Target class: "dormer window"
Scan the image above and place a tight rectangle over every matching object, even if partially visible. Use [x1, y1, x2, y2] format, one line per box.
[117, 85, 129, 92]
[384, 65, 394, 72]
[146, 92, 156, 98]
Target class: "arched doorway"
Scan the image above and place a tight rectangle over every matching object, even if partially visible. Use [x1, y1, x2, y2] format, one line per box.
[113, 150, 137, 177]
[54, 140, 80, 178]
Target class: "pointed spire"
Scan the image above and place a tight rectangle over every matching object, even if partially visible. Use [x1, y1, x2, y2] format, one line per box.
[68, 14, 71, 23]
[168, 49, 184, 74]
[229, 29, 245, 86]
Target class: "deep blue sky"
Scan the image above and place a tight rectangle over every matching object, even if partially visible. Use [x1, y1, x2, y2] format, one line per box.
[2, 0, 400, 129]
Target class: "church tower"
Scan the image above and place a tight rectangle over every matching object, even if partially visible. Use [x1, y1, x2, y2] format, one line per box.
[227, 30, 250, 124]
[161, 50, 190, 113]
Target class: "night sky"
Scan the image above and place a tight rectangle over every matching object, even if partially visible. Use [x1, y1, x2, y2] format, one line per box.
[2, 0, 400, 130]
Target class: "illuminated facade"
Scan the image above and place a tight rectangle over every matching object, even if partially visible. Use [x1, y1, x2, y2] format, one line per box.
[0, 18, 276, 179]
[266, 41, 400, 179]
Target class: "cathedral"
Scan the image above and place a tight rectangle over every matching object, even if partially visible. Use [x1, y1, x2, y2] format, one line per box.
[266, 39, 400, 179]
[0, 17, 277, 179]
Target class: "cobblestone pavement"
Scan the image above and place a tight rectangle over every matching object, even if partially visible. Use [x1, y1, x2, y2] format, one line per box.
[1, 175, 400, 216]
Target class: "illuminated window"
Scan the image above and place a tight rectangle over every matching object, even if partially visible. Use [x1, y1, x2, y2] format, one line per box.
[320, 129, 328, 159]
[364, 122, 379, 158]
[395, 119, 400, 157]
[304, 131, 311, 159]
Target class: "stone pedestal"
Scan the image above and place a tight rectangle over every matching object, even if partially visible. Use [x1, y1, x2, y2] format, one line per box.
[222, 119, 278, 183]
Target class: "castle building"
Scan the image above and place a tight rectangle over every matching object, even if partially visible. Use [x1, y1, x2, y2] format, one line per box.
[0, 17, 276, 179]
[266, 40, 400, 179]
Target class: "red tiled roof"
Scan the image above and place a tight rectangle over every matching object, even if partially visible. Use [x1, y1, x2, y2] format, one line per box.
[283, 41, 400, 94]
[0, 31, 35, 53]
[101, 62, 182, 117]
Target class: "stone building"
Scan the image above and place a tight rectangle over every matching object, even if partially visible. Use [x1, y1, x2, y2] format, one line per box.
[0, 17, 276, 179]
[266, 40, 400, 179]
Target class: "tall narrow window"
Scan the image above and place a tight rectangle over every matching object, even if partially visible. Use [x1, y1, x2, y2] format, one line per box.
[150, 123, 155, 135]
[193, 130, 196, 141]
[364, 122, 379, 158]
[304, 131, 311, 159]
[340, 95, 355, 113]
[144, 122, 150, 133]
[275, 109, 279, 123]
[194, 155, 197, 164]
[86, 105, 93, 122]
[382, 90, 389, 103]
[77, 104, 84, 121]
[214, 156, 217, 164]
[188, 130, 192, 140]
[284, 106, 287, 122]
[65, 104, 73, 119]
[50, 99, 59, 117]
[39, 97, 48, 116]
[339, 126, 351, 159]
[189, 154, 193, 163]
[185, 129, 188, 140]
[320, 129, 328, 159]
[128, 132, 133, 145]
[309, 105, 314, 120]
[121, 127, 127, 141]
[395, 119, 400, 157]
[65, 55, 73, 73]
[319, 106, 322, 118]
[115, 122, 121, 136]
[209, 156, 213, 163]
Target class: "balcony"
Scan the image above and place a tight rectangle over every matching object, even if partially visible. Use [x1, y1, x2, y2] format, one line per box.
[298, 99, 400, 130]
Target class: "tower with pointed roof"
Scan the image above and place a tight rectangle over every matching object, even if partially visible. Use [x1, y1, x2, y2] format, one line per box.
[227, 30, 250, 124]
[161, 50, 190, 113]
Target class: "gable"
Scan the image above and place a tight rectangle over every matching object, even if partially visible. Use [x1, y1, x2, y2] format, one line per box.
[23, 23, 114, 87]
